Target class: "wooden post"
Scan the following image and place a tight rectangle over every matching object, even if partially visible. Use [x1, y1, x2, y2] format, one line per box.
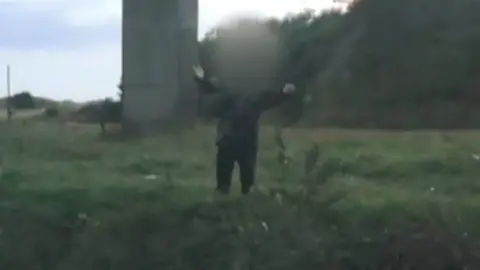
[6, 65, 12, 122]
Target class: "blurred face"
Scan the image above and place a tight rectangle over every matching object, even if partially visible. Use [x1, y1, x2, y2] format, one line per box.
[212, 18, 281, 92]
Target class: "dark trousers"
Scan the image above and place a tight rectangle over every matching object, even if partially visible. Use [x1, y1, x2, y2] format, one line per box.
[216, 144, 257, 194]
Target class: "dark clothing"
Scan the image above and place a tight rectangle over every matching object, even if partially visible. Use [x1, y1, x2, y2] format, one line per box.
[216, 143, 257, 194]
[194, 75, 291, 194]
[209, 87, 289, 148]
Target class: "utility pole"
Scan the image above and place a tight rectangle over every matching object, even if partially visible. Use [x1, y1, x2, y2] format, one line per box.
[6, 65, 12, 122]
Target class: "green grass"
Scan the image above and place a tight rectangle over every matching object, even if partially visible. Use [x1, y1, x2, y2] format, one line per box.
[0, 108, 45, 120]
[1, 122, 480, 269]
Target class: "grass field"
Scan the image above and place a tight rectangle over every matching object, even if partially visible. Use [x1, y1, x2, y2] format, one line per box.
[1, 121, 480, 269]
[0, 108, 45, 120]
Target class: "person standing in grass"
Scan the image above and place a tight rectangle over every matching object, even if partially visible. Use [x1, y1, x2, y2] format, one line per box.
[192, 64, 297, 195]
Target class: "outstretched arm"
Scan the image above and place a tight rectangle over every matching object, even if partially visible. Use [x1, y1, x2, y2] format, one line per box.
[192, 65, 220, 94]
[254, 83, 297, 112]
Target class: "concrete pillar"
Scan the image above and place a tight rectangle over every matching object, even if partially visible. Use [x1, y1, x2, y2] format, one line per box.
[121, 0, 198, 134]
[174, 0, 199, 125]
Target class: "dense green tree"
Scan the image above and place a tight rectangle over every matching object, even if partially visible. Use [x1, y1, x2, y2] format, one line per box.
[10, 91, 35, 109]
[199, 0, 480, 128]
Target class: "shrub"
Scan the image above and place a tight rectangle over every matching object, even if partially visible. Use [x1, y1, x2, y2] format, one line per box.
[44, 107, 59, 118]
[10, 91, 35, 109]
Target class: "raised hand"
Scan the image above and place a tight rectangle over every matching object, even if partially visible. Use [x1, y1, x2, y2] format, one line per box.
[282, 83, 296, 94]
[192, 65, 205, 79]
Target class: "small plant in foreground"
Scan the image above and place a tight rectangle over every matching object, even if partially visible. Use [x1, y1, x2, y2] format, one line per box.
[274, 128, 291, 182]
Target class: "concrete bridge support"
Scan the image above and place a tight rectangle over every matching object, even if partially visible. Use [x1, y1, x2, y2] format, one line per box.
[121, 0, 198, 134]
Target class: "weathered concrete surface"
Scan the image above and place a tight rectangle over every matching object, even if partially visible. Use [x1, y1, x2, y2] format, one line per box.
[121, 0, 198, 134]
[173, 0, 199, 125]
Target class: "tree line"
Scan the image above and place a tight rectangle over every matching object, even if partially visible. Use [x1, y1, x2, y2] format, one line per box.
[199, 0, 480, 129]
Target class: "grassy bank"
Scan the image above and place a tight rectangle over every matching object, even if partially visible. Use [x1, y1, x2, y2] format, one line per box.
[1, 122, 480, 269]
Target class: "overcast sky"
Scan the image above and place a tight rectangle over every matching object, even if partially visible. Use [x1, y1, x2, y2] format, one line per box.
[0, 0, 343, 101]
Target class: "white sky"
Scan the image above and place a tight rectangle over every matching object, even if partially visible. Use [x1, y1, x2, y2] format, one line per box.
[0, 0, 344, 102]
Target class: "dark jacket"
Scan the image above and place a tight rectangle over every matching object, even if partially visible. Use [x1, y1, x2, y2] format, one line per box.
[194, 76, 291, 149]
